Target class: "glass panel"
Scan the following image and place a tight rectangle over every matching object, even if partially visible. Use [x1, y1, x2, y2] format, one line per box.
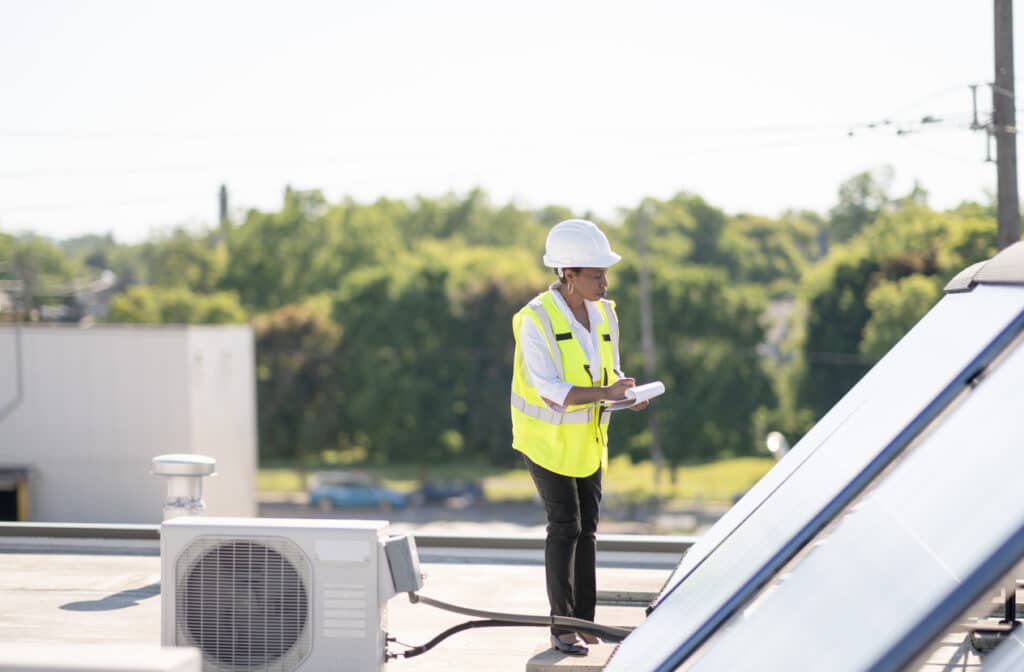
[683, 327, 1024, 671]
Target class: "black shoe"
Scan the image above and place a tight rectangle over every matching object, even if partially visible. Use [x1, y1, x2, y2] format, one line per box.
[551, 634, 589, 656]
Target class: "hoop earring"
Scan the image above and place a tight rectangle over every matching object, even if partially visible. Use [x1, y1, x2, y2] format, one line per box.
[567, 281, 575, 295]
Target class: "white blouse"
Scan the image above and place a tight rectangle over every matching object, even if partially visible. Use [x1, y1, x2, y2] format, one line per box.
[517, 283, 623, 411]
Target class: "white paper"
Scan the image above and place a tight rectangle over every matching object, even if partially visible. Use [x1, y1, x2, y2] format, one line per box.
[608, 381, 666, 411]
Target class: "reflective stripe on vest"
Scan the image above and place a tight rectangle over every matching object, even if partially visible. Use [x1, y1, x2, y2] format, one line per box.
[525, 297, 564, 379]
[510, 390, 594, 425]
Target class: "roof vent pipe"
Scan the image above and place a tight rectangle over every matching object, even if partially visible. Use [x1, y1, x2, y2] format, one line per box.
[152, 454, 217, 520]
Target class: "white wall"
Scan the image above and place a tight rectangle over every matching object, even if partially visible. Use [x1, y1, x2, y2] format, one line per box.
[0, 328, 20, 419]
[0, 325, 257, 523]
[185, 327, 257, 521]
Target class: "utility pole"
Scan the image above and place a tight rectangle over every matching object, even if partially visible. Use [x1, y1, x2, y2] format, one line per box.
[994, 0, 1021, 249]
[218, 184, 229, 231]
[635, 205, 665, 490]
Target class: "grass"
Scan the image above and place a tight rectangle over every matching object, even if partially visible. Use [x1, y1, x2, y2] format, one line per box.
[258, 455, 775, 506]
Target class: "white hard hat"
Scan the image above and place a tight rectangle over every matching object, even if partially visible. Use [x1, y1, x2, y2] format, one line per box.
[542, 219, 622, 269]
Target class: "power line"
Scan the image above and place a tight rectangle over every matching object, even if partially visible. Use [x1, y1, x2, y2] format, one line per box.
[886, 84, 977, 117]
[0, 123, 856, 140]
[900, 136, 986, 165]
[0, 191, 214, 215]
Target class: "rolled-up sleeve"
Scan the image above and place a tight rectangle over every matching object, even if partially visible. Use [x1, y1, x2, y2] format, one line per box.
[518, 318, 572, 409]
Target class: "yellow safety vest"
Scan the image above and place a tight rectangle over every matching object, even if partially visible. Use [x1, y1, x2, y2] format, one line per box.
[511, 290, 620, 477]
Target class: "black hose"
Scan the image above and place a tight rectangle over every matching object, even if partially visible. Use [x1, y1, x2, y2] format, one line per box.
[407, 591, 634, 642]
[388, 619, 537, 659]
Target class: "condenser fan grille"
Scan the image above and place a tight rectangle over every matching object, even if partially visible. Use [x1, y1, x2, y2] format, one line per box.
[176, 537, 312, 672]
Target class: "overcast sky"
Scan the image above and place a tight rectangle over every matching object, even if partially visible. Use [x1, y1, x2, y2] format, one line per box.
[1, 0, 1020, 242]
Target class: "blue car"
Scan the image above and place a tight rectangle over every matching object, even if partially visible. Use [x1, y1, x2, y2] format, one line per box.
[308, 472, 408, 511]
[412, 479, 485, 506]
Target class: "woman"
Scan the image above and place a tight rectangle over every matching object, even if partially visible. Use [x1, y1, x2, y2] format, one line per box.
[511, 219, 649, 656]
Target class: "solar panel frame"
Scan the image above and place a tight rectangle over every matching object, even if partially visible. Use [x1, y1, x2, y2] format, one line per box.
[677, 325, 1024, 672]
[652, 305, 1024, 672]
[653, 395, 865, 606]
[872, 505, 1024, 671]
[603, 286, 1024, 672]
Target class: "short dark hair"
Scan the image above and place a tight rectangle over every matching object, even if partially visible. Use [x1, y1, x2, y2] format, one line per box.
[555, 267, 583, 279]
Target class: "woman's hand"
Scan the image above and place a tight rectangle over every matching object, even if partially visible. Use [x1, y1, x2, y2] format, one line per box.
[605, 377, 636, 401]
[629, 400, 650, 411]
[562, 377, 638, 406]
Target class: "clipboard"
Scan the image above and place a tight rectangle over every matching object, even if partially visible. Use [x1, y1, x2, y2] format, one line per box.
[607, 381, 665, 411]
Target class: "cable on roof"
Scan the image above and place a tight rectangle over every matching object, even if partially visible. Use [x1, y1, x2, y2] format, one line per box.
[386, 620, 537, 660]
[384, 591, 636, 660]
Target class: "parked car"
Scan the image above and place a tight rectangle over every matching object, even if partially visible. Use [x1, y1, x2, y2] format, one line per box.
[307, 471, 408, 511]
[411, 479, 485, 506]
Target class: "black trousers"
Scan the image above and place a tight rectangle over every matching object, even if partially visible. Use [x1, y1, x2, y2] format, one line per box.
[524, 455, 602, 636]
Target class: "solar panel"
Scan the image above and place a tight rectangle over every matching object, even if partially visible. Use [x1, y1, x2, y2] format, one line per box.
[607, 284, 1024, 672]
[679, 324, 1024, 671]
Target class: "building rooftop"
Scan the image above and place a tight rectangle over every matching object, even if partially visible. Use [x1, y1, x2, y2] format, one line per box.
[0, 528, 671, 672]
[0, 522, 1012, 671]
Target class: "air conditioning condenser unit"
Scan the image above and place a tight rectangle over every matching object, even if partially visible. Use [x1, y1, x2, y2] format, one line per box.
[161, 516, 421, 672]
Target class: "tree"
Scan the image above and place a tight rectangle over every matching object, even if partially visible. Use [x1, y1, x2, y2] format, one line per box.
[612, 262, 775, 467]
[253, 304, 343, 467]
[142, 228, 228, 293]
[106, 286, 246, 324]
[106, 286, 161, 323]
[0, 232, 13, 272]
[827, 168, 893, 246]
[436, 244, 548, 464]
[795, 201, 998, 419]
[721, 213, 817, 291]
[860, 274, 943, 360]
[332, 258, 459, 467]
[221, 189, 343, 310]
[612, 195, 779, 467]
[42, 177, 1005, 471]
[797, 249, 878, 417]
[10, 236, 79, 313]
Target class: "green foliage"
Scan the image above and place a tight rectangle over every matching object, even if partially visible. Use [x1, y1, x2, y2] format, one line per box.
[253, 304, 343, 465]
[860, 274, 942, 360]
[721, 213, 818, 291]
[221, 190, 344, 309]
[12, 236, 77, 282]
[59, 233, 118, 271]
[21, 172, 1005, 472]
[611, 195, 780, 465]
[331, 244, 546, 467]
[106, 286, 161, 323]
[795, 200, 998, 419]
[142, 229, 228, 292]
[106, 286, 246, 324]
[827, 167, 893, 245]
[0, 232, 13, 268]
[3, 235, 80, 310]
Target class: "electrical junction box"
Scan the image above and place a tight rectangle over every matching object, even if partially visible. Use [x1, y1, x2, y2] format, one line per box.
[384, 534, 423, 594]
